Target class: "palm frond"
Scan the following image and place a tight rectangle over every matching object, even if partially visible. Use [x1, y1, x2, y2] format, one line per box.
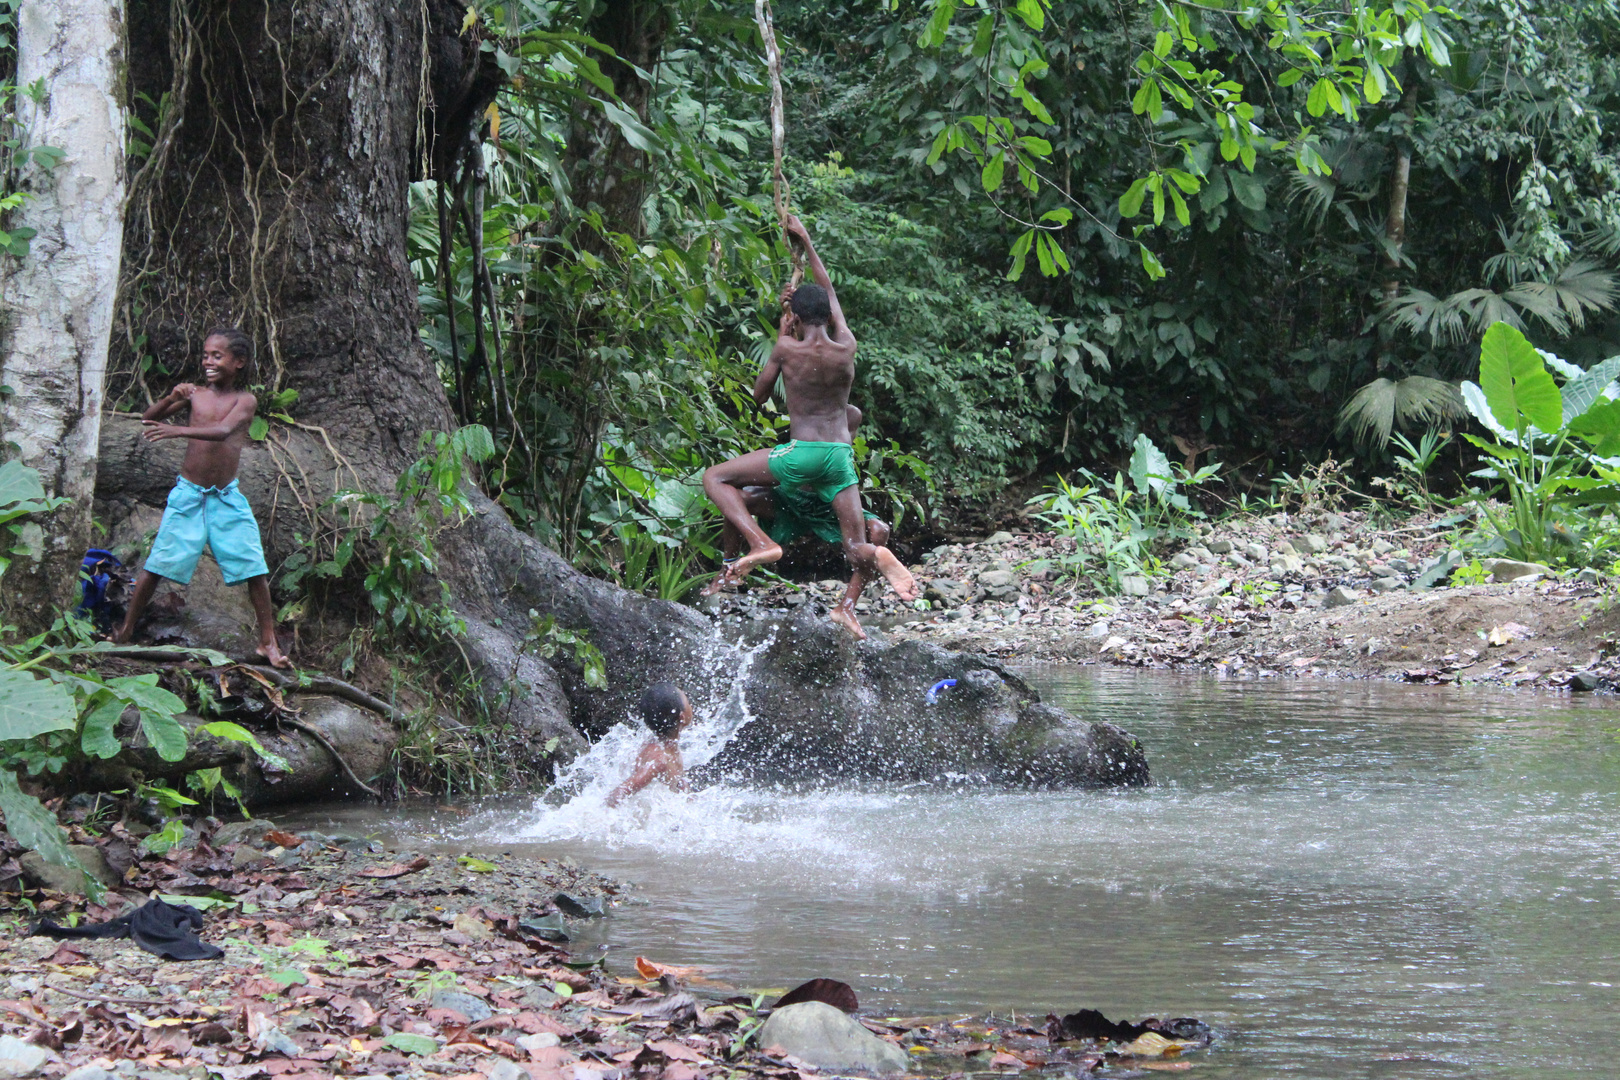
[1287, 171, 1339, 231]
[1336, 376, 1466, 447]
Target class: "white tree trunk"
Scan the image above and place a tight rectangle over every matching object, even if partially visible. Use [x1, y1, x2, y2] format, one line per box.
[0, 0, 126, 628]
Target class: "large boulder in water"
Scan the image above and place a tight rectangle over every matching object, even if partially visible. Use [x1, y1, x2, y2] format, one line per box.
[693, 611, 1148, 788]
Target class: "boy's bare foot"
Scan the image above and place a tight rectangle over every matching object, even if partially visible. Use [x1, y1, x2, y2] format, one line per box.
[829, 600, 867, 640]
[704, 541, 783, 594]
[873, 546, 919, 601]
[256, 640, 292, 670]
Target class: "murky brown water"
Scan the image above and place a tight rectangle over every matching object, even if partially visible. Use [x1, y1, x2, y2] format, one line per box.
[287, 668, 1620, 1078]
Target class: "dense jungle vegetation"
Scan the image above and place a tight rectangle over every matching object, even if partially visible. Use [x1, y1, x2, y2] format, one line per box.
[122, 0, 1620, 580]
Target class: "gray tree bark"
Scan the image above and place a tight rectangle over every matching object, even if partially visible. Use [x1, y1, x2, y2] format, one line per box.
[0, 0, 126, 630]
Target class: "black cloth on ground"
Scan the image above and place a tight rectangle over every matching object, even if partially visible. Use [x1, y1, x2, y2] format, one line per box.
[30, 898, 224, 960]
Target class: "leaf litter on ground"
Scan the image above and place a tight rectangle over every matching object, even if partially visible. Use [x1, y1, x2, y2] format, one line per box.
[0, 813, 1212, 1078]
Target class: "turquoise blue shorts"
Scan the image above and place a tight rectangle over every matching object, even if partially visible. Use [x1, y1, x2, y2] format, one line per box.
[143, 477, 270, 586]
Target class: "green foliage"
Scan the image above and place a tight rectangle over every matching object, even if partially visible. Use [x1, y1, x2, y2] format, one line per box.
[282, 425, 495, 643]
[1030, 435, 1216, 591]
[523, 613, 607, 691]
[0, 463, 246, 893]
[1459, 322, 1620, 565]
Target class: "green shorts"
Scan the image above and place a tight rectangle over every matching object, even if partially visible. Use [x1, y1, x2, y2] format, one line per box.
[765, 440, 871, 546]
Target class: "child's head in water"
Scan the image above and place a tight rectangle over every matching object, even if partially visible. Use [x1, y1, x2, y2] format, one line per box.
[606, 683, 693, 807]
[639, 682, 692, 739]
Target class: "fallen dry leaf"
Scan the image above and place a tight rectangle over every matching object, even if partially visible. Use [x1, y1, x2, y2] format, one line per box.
[357, 856, 431, 879]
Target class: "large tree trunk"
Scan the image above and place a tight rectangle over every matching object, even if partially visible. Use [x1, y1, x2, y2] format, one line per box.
[0, 0, 126, 631]
[99, 0, 1147, 791]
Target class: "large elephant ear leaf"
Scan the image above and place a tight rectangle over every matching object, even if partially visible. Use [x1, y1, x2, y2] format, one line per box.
[1479, 322, 1562, 433]
[0, 768, 103, 901]
[0, 668, 78, 742]
[1560, 354, 1620, 425]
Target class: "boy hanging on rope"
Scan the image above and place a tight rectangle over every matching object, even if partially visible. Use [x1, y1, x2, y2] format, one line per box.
[712, 405, 894, 641]
[702, 215, 918, 637]
[107, 328, 291, 669]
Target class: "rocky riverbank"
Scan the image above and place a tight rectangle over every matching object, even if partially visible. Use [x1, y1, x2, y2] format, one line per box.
[0, 814, 1208, 1079]
[702, 509, 1620, 693]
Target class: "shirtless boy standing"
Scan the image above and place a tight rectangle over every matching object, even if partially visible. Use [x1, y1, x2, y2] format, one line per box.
[702, 215, 918, 637]
[108, 328, 290, 669]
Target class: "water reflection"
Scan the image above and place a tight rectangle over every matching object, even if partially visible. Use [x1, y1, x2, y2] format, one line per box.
[286, 668, 1620, 1078]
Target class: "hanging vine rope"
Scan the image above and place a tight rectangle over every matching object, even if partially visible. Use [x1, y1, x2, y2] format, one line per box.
[754, 0, 803, 289]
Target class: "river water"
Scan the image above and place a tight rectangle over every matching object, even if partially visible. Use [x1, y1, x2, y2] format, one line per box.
[289, 668, 1620, 1078]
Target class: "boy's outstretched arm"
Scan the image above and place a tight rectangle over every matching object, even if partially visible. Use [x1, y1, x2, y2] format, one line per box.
[141, 384, 198, 423]
[142, 393, 257, 443]
[783, 214, 852, 343]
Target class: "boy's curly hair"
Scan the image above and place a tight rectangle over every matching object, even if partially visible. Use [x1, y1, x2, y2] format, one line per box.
[638, 682, 688, 738]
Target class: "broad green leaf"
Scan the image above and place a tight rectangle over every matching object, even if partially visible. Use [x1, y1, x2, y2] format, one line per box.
[1013, 0, 1045, 31]
[383, 1032, 439, 1056]
[600, 101, 659, 153]
[80, 693, 127, 759]
[919, 0, 956, 48]
[140, 709, 189, 762]
[1479, 322, 1562, 433]
[1228, 170, 1266, 211]
[1139, 245, 1166, 279]
[1560, 355, 1620, 425]
[1119, 178, 1150, 218]
[0, 668, 77, 742]
[198, 720, 291, 773]
[0, 768, 101, 900]
[452, 423, 496, 462]
[981, 151, 1005, 192]
[248, 416, 269, 442]
[1569, 399, 1620, 456]
[0, 460, 46, 509]
[1129, 434, 1173, 497]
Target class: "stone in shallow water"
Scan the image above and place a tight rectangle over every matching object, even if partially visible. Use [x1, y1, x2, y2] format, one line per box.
[757, 1002, 909, 1075]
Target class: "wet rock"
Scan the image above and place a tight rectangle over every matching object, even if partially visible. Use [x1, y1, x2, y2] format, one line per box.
[697, 617, 1149, 788]
[553, 891, 606, 918]
[757, 1002, 909, 1076]
[19, 845, 119, 894]
[1569, 671, 1601, 691]
[430, 989, 493, 1023]
[1325, 585, 1360, 608]
[214, 819, 272, 847]
[463, 615, 589, 775]
[1487, 559, 1553, 583]
[0, 1035, 48, 1078]
[519, 913, 570, 941]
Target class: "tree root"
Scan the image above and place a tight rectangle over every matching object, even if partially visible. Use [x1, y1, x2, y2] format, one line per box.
[276, 715, 383, 800]
[237, 662, 407, 725]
